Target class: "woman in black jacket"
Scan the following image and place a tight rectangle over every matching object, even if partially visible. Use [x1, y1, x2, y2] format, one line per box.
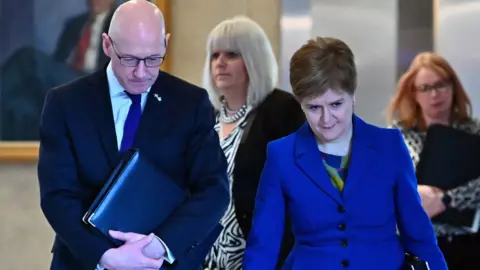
[202, 16, 305, 270]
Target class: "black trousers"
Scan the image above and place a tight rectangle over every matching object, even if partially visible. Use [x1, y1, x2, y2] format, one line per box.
[438, 233, 480, 270]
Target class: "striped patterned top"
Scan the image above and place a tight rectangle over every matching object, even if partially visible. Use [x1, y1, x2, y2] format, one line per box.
[204, 114, 249, 270]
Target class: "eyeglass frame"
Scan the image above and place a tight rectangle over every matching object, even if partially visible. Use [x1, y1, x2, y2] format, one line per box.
[108, 36, 167, 67]
[415, 80, 452, 94]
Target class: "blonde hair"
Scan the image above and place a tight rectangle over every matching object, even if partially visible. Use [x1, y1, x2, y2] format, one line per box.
[202, 16, 278, 110]
[386, 52, 471, 130]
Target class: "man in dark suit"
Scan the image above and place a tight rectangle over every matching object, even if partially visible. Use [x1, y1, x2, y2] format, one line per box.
[53, 0, 116, 73]
[37, 1, 229, 269]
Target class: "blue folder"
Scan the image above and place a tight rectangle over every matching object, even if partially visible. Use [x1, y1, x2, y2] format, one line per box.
[82, 149, 188, 246]
[82, 149, 224, 269]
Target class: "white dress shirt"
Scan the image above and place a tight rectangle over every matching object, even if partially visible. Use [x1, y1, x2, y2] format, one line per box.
[83, 12, 108, 73]
[96, 62, 175, 269]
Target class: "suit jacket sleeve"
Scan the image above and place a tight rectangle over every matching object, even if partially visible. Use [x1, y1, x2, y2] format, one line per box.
[38, 90, 115, 270]
[392, 129, 448, 270]
[243, 142, 286, 269]
[53, 17, 77, 63]
[152, 90, 229, 259]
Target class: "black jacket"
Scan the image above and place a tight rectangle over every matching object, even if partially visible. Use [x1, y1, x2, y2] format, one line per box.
[232, 89, 305, 268]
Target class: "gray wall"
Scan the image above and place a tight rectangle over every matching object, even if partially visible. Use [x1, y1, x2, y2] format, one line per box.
[436, 0, 480, 117]
[0, 163, 53, 269]
[310, 0, 398, 126]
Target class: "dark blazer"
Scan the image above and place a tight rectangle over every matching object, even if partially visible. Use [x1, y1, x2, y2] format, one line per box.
[37, 69, 229, 270]
[53, 11, 113, 70]
[243, 115, 447, 270]
[231, 89, 305, 269]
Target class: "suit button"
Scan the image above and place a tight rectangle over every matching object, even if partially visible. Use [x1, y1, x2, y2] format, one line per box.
[338, 223, 346, 231]
[341, 260, 350, 267]
[341, 239, 348, 247]
[338, 205, 346, 213]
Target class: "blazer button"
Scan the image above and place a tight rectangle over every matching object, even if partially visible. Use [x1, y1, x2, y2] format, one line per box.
[341, 239, 348, 248]
[341, 260, 350, 267]
[338, 205, 346, 213]
[338, 223, 346, 231]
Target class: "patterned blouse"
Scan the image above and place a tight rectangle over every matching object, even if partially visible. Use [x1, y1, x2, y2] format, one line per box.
[203, 114, 249, 270]
[391, 118, 480, 236]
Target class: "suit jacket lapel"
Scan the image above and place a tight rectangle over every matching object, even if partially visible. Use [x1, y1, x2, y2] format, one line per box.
[294, 123, 343, 204]
[88, 70, 120, 168]
[293, 116, 378, 203]
[87, 71, 172, 167]
[343, 115, 377, 197]
[134, 72, 171, 149]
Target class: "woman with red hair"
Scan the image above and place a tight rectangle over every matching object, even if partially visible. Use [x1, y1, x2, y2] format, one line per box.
[388, 52, 480, 269]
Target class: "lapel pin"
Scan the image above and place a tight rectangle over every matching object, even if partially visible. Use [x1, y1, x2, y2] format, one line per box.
[154, 93, 162, 102]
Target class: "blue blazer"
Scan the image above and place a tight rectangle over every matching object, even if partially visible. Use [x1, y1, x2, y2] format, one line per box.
[243, 116, 447, 270]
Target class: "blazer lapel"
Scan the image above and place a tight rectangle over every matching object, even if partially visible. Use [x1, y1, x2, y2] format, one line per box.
[343, 115, 377, 197]
[134, 72, 171, 148]
[88, 70, 120, 168]
[294, 123, 343, 204]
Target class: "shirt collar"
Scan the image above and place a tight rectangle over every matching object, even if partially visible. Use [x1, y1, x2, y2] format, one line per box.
[106, 61, 151, 98]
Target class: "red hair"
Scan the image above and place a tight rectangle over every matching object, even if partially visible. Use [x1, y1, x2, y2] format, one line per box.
[387, 52, 471, 131]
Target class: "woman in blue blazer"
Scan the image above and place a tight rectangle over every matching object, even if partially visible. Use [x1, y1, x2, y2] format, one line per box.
[243, 37, 447, 270]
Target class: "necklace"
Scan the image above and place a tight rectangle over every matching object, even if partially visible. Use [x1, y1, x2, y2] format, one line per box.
[219, 96, 247, 124]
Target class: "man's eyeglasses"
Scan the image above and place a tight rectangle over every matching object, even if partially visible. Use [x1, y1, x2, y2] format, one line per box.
[108, 36, 166, 67]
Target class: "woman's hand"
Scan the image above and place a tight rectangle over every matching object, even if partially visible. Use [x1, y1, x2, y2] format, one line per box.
[417, 185, 446, 218]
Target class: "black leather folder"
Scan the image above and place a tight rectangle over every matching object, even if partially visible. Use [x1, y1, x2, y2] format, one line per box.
[416, 124, 480, 228]
[82, 149, 188, 246]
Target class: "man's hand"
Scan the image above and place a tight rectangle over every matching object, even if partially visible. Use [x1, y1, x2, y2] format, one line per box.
[99, 233, 164, 269]
[418, 185, 446, 218]
[110, 230, 166, 259]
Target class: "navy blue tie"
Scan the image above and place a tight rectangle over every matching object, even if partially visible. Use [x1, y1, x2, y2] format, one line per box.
[119, 92, 142, 153]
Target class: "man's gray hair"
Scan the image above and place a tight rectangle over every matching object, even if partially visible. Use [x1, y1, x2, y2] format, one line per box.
[202, 16, 278, 110]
